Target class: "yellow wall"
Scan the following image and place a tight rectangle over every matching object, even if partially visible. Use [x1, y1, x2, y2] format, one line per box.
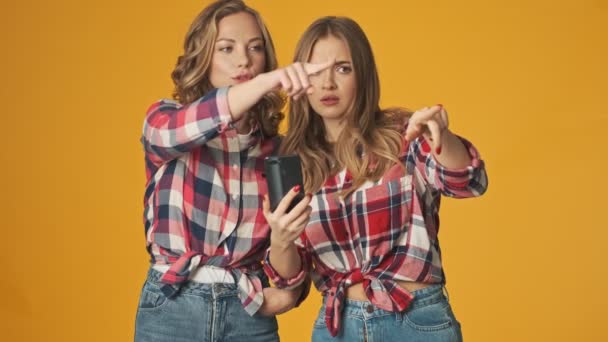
[1, 0, 606, 341]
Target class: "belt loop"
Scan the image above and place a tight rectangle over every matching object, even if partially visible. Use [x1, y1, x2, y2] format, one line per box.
[395, 309, 404, 322]
[212, 283, 219, 300]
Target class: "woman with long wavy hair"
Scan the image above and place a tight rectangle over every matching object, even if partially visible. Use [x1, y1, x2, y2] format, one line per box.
[134, 1, 330, 341]
[263, 16, 488, 341]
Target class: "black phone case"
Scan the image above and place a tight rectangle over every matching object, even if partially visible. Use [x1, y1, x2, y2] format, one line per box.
[264, 155, 305, 212]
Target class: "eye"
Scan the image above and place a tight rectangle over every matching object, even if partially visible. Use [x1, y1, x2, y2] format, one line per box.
[249, 44, 264, 52]
[218, 46, 233, 53]
[336, 65, 352, 74]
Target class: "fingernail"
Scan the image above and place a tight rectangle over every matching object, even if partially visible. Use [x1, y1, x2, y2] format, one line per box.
[422, 142, 431, 153]
[436, 146, 442, 155]
[307, 193, 313, 198]
[293, 185, 301, 193]
[437, 104, 443, 108]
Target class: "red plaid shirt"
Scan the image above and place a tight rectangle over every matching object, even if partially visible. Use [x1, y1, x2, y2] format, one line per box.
[142, 87, 279, 315]
[265, 132, 488, 336]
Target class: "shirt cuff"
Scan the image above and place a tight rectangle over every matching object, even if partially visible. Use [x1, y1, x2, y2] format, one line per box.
[263, 247, 308, 290]
[432, 136, 483, 176]
[215, 86, 237, 131]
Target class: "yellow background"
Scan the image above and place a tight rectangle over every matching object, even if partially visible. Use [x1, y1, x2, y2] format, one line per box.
[1, 0, 607, 341]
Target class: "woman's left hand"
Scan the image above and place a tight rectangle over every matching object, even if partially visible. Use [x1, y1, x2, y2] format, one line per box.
[405, 104, 449, 154]
[258, 286, 303, 316]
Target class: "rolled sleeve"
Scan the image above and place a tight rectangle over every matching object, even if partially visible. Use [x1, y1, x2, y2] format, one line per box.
[263, 247, 309, 290]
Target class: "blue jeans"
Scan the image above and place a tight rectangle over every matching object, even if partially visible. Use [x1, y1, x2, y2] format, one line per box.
[134, 268, 279, 342]
[312, 284, 462, 342]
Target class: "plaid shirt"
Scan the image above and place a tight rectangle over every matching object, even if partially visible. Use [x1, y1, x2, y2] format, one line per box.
[142, 87, 279, 315]
[265, 132, 488, 336]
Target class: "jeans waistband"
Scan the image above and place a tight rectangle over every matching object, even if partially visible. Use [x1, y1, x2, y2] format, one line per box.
[152, 263, 237, 284]
[328, 284, 446, 319]
[146, 267, 244, 298]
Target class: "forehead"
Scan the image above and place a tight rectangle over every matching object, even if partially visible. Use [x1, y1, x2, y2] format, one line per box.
[217, 12, 262, 38]
[308, 35, 352, 63]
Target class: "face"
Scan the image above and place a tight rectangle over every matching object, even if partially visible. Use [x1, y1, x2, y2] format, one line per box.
[209, 12, 266, 88]
[307, 35, 356, 124]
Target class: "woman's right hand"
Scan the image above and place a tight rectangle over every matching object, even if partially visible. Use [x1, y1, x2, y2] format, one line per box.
[261, 61, 332, 100]
[262, 186, 313, 250]
[226, 61, 332, 123]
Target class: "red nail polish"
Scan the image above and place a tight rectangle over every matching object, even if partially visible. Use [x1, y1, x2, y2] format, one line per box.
[437, 104, 443, 109]
[422, 142, 431, 153]
[436, 146, 442, 155]
[293, 185, 301, 192]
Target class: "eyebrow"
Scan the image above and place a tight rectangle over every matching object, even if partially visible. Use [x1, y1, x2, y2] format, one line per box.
[216, 37, 264, 43]
[334, 60, 351, 65]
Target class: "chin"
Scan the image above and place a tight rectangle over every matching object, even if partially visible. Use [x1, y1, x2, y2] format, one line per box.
[316, 109, 345, 120]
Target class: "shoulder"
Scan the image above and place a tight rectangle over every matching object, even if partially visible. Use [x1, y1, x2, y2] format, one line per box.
[145, 98, 182, 116]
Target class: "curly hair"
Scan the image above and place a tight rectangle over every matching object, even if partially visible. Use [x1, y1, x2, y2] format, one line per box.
[171, 0, 284, 137]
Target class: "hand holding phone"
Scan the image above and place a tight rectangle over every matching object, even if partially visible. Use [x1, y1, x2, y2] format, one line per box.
[264, 155, 305, 213]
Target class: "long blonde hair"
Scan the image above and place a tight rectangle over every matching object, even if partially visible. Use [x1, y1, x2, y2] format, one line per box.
[281, 16, 412, 196]
[171, 0, 284, 137]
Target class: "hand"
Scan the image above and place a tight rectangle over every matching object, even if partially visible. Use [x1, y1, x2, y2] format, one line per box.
[258, 286, 302, 316]
[262, 186, 312, 251]
[264, 61, 333, 100]
[404, 104, 450, 154]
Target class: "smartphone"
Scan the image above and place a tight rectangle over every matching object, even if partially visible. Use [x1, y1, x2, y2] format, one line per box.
[264, 155, 305, 213]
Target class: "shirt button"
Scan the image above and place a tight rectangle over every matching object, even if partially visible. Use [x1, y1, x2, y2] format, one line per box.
[232, 194, 239, 200]
[232, 164, 238, 171]
[366, 305, 374, 313]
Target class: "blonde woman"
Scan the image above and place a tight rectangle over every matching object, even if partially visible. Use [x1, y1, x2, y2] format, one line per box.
[135, 1, 329, 341]
[263, 16, 488, 341]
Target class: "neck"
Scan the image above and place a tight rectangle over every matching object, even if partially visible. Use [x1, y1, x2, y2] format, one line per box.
[323, 118, 346, 143]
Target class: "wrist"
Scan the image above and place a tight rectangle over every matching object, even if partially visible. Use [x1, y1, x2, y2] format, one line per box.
[253, 71, 275, 94]
[270, 237, 293, 253]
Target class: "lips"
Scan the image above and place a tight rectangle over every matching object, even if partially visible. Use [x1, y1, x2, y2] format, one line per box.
[233, 74, 252, 83]
[320, 95, 339, 106]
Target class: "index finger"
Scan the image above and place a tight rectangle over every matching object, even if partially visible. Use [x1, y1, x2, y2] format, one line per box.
[262, 194, 271, 218]
[274, 185, 302, 215]
[303, 60, 333, 75]
[413, 106, 442, 122]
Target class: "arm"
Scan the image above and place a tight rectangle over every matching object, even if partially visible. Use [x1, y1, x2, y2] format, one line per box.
[258, 189, 314, 316]
[142, 87, 234, 164]
[227, 60, 334, 115]
[258, 280, 310, 316]
[405, 105, 488, 197]
[262, 187, 312, 280]
[259, 235, 313, 316]
[143, 62, 333, 165]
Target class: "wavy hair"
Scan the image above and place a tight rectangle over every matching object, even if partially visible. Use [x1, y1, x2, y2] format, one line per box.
[171, 0, 284, 137]
[280, 16, 412, 196]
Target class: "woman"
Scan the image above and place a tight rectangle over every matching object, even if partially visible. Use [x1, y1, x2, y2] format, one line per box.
[135, 1, 328, 341]
[263, 16, 488, 341]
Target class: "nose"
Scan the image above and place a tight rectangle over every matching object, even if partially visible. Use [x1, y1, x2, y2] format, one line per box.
[321, 69, 337, 90]
[236, 47, 251, 68]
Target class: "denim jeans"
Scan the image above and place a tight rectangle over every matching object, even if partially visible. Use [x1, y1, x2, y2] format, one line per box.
[312, 284, 462, 342]
[134, 268, 279, 342]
